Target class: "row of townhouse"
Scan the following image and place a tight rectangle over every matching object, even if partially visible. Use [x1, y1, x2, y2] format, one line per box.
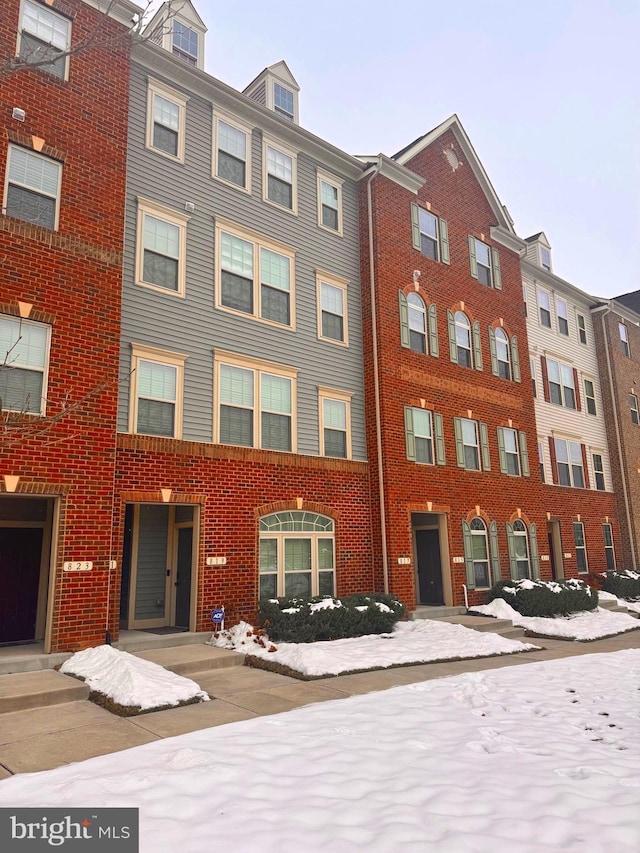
[0, 0, 638, 654]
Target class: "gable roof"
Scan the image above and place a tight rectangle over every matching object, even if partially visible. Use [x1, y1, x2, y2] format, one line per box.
[244, 60, 300, 95]
[143, 0, 207, 40]
[525, 231, 551, 247]
[392, 114, 515, 234]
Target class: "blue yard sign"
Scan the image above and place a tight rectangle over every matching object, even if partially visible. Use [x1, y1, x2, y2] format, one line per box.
[211, 608, 225, 623]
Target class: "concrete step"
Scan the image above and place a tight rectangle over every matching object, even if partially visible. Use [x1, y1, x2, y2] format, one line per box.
[133, 644, 244, 676]
[0, 649, 71, 676]
[410, 606, 467, 621]
[496, 627, 528, 640]
[599, 598, 640, 617]
[437, 615, 516, 633]
[115, 630, 213, 653]
[0, 670, 89, 714]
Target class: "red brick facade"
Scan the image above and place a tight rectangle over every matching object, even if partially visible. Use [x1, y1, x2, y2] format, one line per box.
[0, 0, 131, 651]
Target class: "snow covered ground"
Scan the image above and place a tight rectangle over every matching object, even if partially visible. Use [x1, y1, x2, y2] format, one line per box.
[60, 645, 209, 711]
[471, 598, 639, 640]
[1, 650, 639, 852]
[599, 590, 640, 615]
[209, 618, 539, 676]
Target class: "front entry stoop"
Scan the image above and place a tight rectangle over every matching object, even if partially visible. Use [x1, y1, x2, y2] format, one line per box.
[0, 670, 90, 715]
[599, 598, 640, 618]
[410, 608, 526, 640]
[410, 605, 467, 621]
[133, 644, 245, 676]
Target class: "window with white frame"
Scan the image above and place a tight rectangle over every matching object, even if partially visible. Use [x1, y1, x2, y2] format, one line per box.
[215, 351, 297, 452]
[172, 20, 198, 65]
[603, 522, 616, 570]
[465, 517, 491, 588]
[317, 274, 347, 344]
[494, 328, 510, 379]
[405, 406, 445, 466]
[469, 237, 501, 287]
[18, 0, 71, 79]
[556, 298, 569, 336]
[573, 521, 588, 573]
[497, 427, 529, 477]
[146, 82, 187, 162]
[0, 315, 50, 415]
[577, 314, 587, 345]
[319, 387, 351, 459]
[538, 440, 545, 482]
[407, 292, 427, 353]
[216, 224, 294, 327]
[259, 511, 334, 598]
[411, 205, 449, 263]
[455, 418, 485, 471]
[455, 311, 472, 368]
[273, 83, 295, 120]
[509, 519, 531, 579]
[264, 141, 296, 211]
[555, 438, 585, 488]
[538, 289, 551, 328]
[317, 172, 342, 234]
[4, 146, 61, 230]
[531, 357, 537, 398]
[130, 344, 185, 439]
[584, 379, 596, 416]
[630, 394, 639, 425]
[546, 358, 576, 409]
[214, 115, 250, 190]
[136, 201, 189, 296]
[592, 453, 605, 491]
[540, 246, 552, 272]
[619, 322, 630, 357]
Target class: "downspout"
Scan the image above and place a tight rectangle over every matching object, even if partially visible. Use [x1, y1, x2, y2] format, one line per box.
[366, 159, 389, 594]
[600, 307, 637, 571]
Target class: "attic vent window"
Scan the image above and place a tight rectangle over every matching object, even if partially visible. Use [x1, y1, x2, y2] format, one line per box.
[274, 83, 294, 120]
[443, 147, 460, 171]
[173, 20, 198, 65]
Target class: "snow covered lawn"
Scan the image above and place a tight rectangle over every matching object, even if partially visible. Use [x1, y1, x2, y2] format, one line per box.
[471, 598, 640, 641]
[2, 650, 639, 852]
[210, 619, 539, 677]
[59, 645, 209, 713]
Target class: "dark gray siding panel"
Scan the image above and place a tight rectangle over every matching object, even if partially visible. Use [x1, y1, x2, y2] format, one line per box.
[120, 64, 365, 460]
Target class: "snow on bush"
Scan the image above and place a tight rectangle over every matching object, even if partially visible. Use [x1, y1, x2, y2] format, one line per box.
[489, 577, 597, 617]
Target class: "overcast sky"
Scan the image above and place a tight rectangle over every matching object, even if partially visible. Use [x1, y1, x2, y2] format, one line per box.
[193, 0, 639, 300]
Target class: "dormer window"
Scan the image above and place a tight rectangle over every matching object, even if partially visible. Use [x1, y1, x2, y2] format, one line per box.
[540, 247, 551, 271]
[274, 83, 294, 120]
[244, 61, 300, 124]
[173, 20, 198, 65]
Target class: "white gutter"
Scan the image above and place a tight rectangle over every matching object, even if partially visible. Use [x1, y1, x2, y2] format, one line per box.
[598, 306, 637, 570]
[366, 159, 389, 595]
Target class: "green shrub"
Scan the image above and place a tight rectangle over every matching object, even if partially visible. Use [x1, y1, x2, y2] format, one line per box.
[600, 570, 640, 600]
[258, 593, 405, 643]
[489, 578, 598, 617]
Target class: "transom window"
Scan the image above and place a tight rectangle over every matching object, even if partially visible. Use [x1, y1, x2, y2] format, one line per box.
[495, 328, 510, 379]
[468, 518, 490, 588]
[5, 146, 61, 230]
[555, 438, 584, 488]
[511, 519, 530, 579]
[217, 225, 294, 328]
[546, 358, 576, 409]
[319, 388, 351, 459]
[215, 352, 297, 453]
[0, 315, 50, 415]
[556, 298, 569, 336]
[273, 83, 294, 120]
[130, 345, 185, 439]
[592, 453, 605, 491]
[19, 0, 71, 79]
[265, 143, 296, 211]
[584, 379, 596, 416]
[619, 323, 630, 357]
[172, 20, 198, 65]
[538, 289, 551, 328]
[259, 511, 335, 599]
[408, 293, 427, 354]
[630, 394, 639, 425]
[455, 312, 472, 368]
[573, 521, 588, 573]
[603, 523, 616, 570]
[318, 277, 347, 344]
[215, 116, 249, 189]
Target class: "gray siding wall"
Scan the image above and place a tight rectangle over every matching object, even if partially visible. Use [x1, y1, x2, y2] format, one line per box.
[134, 505, 169, 620]
[120, 63, 366, 460]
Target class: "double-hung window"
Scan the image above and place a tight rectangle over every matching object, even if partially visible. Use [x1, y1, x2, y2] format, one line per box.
[497, 427, 530, 477]
[630, 394, 639, 425]
[130, 344, 185, 439]
[146, 81, 187, 162]
[507, 519, 531, 580]
[554, 438, 585, 488]
[273, 83, 295, 120]
[603, 523, 616, 570]
[463, 518, 491, 588]
[469, 237, 501, 288]
[556, 298, 569, 336]
[215, 351, 297, 452]
[0, 315, 50, 415]
[540, 247, 552, 271]
[488, 327, 520, 381]
[319, 387, 351, 459]
[136, 200, 189, 296]
[172, 20, 198, 65]
[619, 323, 630, 357]
[546, 358, 576, 409]
[455, 417, 490, 471]
[264, 140, 297, 212]
[592, 453, 605, 491]
[455, 312, 472, 368]
[538, 440, 545, 482]
[404, 406, 445, 466]
[317, 274, 348, 344]
[448, 310, 481, 370]
[573, 521, 588, 573]
[214, 114, 250, 190]
[216, 223, 294, 328]
[538, 289, 551, 328]
[317, 172, 343, 234]
[407, 293, 427, 353]
[411, 205, 449, 262]
[259, 511, 334, 599]
[584, 379, 596, 415]
[5, 146, 62, 230]
[18, 0, 71, 79]
[577, 314, 587, 345]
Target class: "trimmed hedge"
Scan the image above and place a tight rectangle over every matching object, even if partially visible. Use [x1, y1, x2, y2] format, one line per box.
[258, 593, 406, 643]
[489, 578, 598, 617]
[600, 570, 640, 600]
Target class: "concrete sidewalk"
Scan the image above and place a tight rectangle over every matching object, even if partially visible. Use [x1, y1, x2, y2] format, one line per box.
[1, 629, 639, 779]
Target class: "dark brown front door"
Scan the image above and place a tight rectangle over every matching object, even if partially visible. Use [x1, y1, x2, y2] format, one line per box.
[0, 527, 44, 644]
[416, 529, 444, 605]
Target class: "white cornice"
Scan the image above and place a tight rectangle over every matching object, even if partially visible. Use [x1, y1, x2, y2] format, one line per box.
[359, 155, 424, 194]
[490, 225, 525, 254]
[82, 0, 143, 27]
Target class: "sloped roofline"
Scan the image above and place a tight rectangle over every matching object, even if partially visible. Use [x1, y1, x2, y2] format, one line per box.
[393, 114, 515, 234]
[243, 59, 300, 95]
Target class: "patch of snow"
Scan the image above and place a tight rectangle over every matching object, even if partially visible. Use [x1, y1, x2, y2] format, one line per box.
[309, 598, 342, 611]
[207, 621, 269, 653]
[3, 651, 640, 852]
[59, 645, 208, 710]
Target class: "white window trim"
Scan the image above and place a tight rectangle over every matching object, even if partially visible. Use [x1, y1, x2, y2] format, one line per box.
[212, 110, 252, 193]
[318, 385, 352, 459]
[264, 76, 300, 123]
[17, 0, 71, 81]
[4, 144, 62, 231]
[145, 79, 188, 164]
[603, 522, 616, 570]
[215, 218, 296, 330]
[573, 521, 589, 574]
[135, 198, 189, 298]
[583, 376, 597, 416]
[316, 271, 349, 347]
[556, 297, 569, 335]
[499, 426, 521, 476]
[213, 349, 298, 452]
[592, 451, 606, 491]
[262, 136, 298, 215]
[619, 322, 630, 356]
[537, 287, 552, 328]
[0, 314, 52, 417]
[129, 343, 186, 439]
[545, 355, 577, 409]
[554, 436, 585, 488]
[316, 170, 344, 236]
[171, 16, 200, 67]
